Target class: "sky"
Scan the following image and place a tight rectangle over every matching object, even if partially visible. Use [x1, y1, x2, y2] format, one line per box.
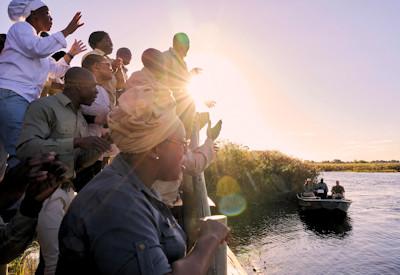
[1, 0, 399, 161]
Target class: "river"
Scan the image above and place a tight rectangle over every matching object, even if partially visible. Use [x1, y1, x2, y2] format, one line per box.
[229, 172, 400, 274]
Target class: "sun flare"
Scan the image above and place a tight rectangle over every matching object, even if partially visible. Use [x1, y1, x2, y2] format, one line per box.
[185, 52, 270, 148]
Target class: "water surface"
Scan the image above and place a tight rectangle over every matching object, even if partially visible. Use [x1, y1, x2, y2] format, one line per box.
[230, 172, 400, 274]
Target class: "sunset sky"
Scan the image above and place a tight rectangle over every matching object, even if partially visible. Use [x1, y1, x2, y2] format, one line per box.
[1, 0, 399, 161]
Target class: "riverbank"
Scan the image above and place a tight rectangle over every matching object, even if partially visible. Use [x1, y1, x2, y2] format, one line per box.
[309, 162, 400, 172]
[205, 142, 319, 204]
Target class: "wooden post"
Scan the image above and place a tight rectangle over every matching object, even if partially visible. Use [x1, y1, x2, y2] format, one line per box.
[182, 115, 211, 248]
[203, 215, 228, 275]
[182, 114, 227, 275]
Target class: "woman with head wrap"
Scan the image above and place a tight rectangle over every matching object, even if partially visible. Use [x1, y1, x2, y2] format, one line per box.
[56, 86, 229, 275]
[0, 0, 85, 161]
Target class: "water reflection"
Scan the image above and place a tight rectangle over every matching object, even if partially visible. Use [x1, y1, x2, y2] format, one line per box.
[228, 201, 299, 253]
[299, 211, 353, 238]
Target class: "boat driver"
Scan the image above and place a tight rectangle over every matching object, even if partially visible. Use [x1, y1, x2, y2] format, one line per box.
[331, 180, 345, 199]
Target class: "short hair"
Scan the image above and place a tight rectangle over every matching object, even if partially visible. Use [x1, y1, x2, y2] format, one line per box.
[173, 32, 189, 47]
[64, 67, 94, 89]
[82, 54, 106, 71]
[88, 31, 109, 49]
[116, 47, 131, 57]
[141, 48, 164, 72]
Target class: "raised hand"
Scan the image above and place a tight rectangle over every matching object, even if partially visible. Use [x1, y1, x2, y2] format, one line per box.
[190, 67, 203, 75]
[68, 39, 87, 57]
[207, 120, 222, 141]
[204, 100, 216, 109]
[62, 12, 84, 38]
[112, 58, 123, 71]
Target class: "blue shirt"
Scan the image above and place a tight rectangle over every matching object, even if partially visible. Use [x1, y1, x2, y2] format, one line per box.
[56, 154, 187, 275]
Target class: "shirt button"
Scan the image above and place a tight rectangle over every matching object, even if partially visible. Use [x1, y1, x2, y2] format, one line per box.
[138, 244, 146, 250]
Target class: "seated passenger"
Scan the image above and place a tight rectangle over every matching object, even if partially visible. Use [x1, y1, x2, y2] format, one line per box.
[314, 178, 328, 199]
[302, 178, 315, 197]
[331, 180, 345, 199]
[56, 82, 229, 275]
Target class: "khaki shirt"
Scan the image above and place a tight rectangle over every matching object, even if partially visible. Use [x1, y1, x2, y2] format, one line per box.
[332, 185, 345, 194]
[17, 93, 101, 179]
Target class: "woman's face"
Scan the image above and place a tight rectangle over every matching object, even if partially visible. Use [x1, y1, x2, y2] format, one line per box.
[157, 124, 186, 181]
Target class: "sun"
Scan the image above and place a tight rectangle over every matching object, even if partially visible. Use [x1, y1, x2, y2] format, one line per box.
[185, 52, 269, 148]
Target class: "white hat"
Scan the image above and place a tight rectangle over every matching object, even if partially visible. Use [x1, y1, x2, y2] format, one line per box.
[8, 0, 46, 22]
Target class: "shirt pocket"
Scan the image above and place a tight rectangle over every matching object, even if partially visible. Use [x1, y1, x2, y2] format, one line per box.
[160, 223, 186, 263]
[134, 240, 155, 275]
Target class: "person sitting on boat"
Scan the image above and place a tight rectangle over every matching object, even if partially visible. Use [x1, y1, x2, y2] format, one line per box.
[314, 178, 328, 199]
[302, 178, 315, 197]
[331, 180, 345, 199]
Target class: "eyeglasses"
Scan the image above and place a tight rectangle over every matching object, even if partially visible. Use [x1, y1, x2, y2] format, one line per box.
[166, 138, 188, 153]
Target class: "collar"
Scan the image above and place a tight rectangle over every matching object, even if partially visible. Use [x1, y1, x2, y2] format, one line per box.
[55, 93, 73, 107]
[109, 154, 163, 202]
[93, 48, 106, 56]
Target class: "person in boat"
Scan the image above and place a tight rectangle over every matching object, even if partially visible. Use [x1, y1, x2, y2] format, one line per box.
[56, 81, 229, 275]
[303, 178, 315, 197]
[314, 178, 328, 199]
[331, 180, 345, 199]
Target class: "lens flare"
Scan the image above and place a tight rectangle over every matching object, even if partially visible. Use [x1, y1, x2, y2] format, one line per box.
[218, 193, 247, 217]
[216, 176, 247, 216]
[216, 176, 241, 196]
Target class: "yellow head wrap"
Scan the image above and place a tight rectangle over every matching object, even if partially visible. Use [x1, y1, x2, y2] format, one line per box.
[108, 81, 181, 154]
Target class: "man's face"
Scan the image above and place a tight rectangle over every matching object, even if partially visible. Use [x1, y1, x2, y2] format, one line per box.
[78, 76, 98, 106]
[119, 52, 132, 66]
[97, 34, 113, 55]
[31, 6, 53, 32]
[95, 60, 113, 82]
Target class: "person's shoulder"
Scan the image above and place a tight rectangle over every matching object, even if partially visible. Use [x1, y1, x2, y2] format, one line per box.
[27, 96, 55, 110]
[9, 21, 28, 29]
[8, 21, 33, 34]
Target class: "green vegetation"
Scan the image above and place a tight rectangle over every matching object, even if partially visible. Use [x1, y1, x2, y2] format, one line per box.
[204, 142, 318, 202]
[308, 161, 400, 172]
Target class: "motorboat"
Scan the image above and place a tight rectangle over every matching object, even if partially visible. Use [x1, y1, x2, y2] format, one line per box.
[297, 193, 352, 214]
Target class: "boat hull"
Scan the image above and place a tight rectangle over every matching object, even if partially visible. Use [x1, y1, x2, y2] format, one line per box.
[297, 194, 352, 213]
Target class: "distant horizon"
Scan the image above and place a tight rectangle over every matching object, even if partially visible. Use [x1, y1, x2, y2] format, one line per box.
[225, 141, 399, 162]
[1, 0, 399, 161]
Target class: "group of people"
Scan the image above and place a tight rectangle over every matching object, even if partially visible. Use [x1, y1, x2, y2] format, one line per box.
[0, 0, 228, 274]
[303, 178, 345, 199]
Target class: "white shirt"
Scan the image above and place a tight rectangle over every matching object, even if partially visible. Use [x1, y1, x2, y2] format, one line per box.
[0, 21, 68, 102]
